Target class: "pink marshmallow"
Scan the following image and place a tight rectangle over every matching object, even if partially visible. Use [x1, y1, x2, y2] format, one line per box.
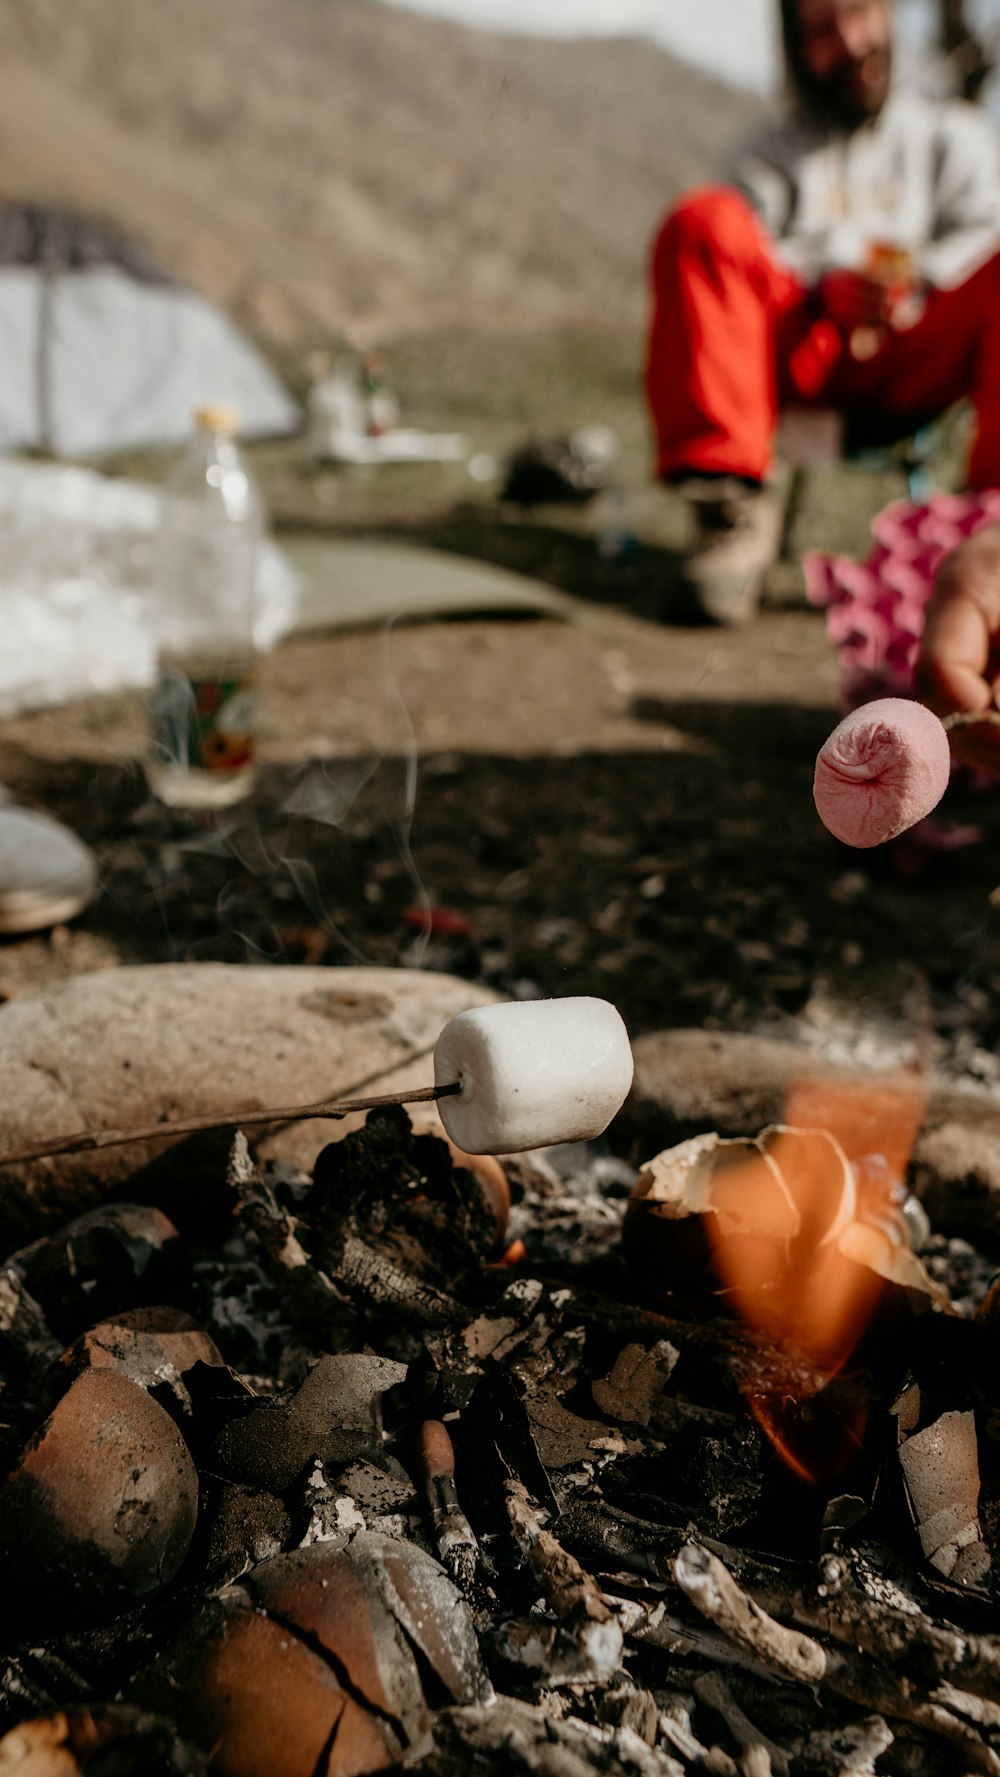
[814, 697, 951, 848]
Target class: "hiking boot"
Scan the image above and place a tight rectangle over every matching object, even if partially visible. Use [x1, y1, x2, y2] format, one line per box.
[0, 802, 96, 935]
[678, 480, 781, 624]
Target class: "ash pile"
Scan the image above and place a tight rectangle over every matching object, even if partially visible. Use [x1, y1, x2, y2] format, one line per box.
[1, 1105, 1000, 1777]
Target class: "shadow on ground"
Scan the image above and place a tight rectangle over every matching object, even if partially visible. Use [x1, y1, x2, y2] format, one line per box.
[2, 695, 998, 1063]
[280, 498, 690, 626]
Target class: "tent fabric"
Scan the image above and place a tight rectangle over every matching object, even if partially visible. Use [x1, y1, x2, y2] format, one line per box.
[0, 202, 170, 282]
[0, 202, 299, 455]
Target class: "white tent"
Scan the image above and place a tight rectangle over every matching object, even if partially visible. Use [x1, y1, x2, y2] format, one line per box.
[0, 204, 299, 456]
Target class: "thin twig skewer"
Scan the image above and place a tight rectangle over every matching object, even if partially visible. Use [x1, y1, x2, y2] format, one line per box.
[0, 1079, 461, 1171]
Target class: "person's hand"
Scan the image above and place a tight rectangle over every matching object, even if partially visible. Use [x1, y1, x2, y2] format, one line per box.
[914, 523, 1000, 774]
[819, 269, 892, 330]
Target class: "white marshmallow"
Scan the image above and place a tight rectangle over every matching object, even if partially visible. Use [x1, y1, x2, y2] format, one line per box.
[433, 997, 634, 1155]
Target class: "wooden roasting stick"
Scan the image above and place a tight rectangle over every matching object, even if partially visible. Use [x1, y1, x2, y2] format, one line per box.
[0, 1055, 462, 1170]
[0, 997, 635, 1172]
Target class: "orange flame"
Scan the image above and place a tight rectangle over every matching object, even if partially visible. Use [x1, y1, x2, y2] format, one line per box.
[705, 1072, 926, 1483]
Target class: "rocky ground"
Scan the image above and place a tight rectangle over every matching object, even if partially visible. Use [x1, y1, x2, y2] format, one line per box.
[0, 326, 996, 1142]
[1, 534, 999, 1091]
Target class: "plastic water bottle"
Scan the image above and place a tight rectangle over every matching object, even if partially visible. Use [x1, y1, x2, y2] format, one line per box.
[146, 406, 262, 809]
[307, 356, 367, 461]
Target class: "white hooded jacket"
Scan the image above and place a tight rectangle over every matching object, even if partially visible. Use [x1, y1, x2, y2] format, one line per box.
[727, 89, 1000, 289]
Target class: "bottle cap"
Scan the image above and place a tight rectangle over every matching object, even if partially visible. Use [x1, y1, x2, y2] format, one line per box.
[194, 404, 240, 437]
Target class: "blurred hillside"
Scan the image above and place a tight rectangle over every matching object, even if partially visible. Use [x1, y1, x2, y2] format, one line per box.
[0, 0, 765, 346]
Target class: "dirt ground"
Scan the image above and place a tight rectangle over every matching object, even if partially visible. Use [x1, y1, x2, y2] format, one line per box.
[2, 547, 1000, 1086]
[0, 327, 995, 1086]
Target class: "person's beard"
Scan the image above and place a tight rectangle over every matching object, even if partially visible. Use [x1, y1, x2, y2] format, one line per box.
[795, 42, 892, 127]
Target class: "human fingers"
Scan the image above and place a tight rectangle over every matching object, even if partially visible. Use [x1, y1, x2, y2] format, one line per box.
[940, 710, 1000, 776]
[916, 529, 1000, 712]
[820, 269, 882, 327]
[915, 526, 1000, 774]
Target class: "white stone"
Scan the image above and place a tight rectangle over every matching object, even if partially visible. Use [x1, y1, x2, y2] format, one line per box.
[433, 997, 633, 1156]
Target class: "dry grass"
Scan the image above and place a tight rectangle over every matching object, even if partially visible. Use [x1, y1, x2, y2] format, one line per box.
[0, 0, 763, 346]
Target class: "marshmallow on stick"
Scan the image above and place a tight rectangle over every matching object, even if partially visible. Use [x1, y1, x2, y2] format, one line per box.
[434, 997, 633, 1155]
[814, 697, 951, 848]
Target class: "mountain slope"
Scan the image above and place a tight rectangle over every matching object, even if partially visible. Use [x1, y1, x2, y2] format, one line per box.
[0, 0, 765, 343]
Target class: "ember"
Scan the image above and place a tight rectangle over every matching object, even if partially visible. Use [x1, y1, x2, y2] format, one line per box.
[0, 1064, 999, 1777]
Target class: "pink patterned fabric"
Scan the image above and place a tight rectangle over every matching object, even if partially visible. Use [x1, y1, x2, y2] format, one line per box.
[805, 490, 1000, 711]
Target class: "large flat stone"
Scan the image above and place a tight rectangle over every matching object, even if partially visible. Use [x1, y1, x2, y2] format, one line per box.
[285, 537, 574, 631]
[625, 1030, 1000, 1151]
[0, 964, 498, 1242]
[623, 1027, 1000, 1222]
[911, 1124, 1000, 1250]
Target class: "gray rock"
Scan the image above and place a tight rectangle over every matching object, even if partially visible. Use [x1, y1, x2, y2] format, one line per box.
[624, 1028, 1000, 1153]
[0, 1369, 198, 1620]
[0, 963, 497, 1241]
[624, 1029, 1000, 1253]
[911, 1123, 1000, 1249]
[214, 1353, 409, 1493]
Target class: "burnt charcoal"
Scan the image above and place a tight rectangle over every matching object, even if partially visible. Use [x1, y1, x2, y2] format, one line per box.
[0, 1266, 61, 1381]
[457, 1370, 559, 1539]
[297, 1352, 410, 1434]
[891, 1374, 991, 1590]
[422, 1277, 556, 1414]
[881, 1726, 970, 1776]
[324, 1456, 418, 1520]
[9, 1205, 184, 1340]
[61, 1306, 222, 1415]
[525, 1389, 629, 1476]
[188, 1248, 335, 1382]
[499, 1477, 623, 1683]
[308, 1110, 499, 1294]
[212, 1353, 408, 1493]
[308, 1104, 429, 1243]
[720, 1670, 824, 1758]
[423, 1697, 672, 1775]
[226, 1130, 310, 1273]
[486, 1613, 615, 1686]
[0, 1645, 94, 1734]
[171, 1358, 259, 1462]
[604, 1401, 765, 1536]
[293, 1452, 421, 1548]
[0, 1704, 206, 1775]
[557, 1499, 684, 1581]
[9, 1102, 1000, 1775]
[200, 1481, 291, 1590]
[0, 1370, 198, 1631]
[692, 1668, 792, 1772]
[122, 1127, 239, 1247]
[595, 1683, 659, 1743]
[590, 1341, 679, 1427]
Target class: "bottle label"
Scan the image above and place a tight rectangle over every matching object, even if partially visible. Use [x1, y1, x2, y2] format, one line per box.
[152, 666, 256, 776]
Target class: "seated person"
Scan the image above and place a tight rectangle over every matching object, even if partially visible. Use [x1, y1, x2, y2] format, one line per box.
[646, 0, 1000, 623]
[917, 521, 1000, 775]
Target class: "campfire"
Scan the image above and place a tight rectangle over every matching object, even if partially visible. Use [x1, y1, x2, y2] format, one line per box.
[0, 991, 998, 1777]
